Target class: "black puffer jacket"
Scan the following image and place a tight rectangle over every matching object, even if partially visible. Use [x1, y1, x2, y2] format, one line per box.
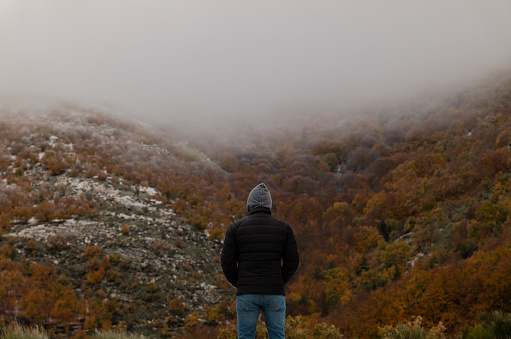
[221, 206, 299, 295]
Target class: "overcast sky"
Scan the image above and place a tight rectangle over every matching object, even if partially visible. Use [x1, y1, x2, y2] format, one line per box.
[1, 1, 511, 124]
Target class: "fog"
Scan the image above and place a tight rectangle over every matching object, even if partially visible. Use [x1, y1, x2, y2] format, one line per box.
[1, 1, 511, 127]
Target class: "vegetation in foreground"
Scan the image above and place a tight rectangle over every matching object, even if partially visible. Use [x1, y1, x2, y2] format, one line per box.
[2, 310, 511, 338]
[0, 323, 147, 339]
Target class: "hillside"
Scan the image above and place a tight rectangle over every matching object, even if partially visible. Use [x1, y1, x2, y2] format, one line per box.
[0, 107, 233, 337]
[1, 71, 511, 338]
[192, 72, 511, 337]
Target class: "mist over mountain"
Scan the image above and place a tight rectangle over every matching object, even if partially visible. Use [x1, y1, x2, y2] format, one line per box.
[1, 65, 510, 338]
[2, 1, 511, 129]
[2, 2, 511, 338]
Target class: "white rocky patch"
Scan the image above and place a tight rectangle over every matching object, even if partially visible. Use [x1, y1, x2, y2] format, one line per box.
[54, 176, 171, 213]
[139, 186, 157, 196]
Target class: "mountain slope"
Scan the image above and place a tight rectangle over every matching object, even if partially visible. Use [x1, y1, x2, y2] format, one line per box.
[1, 71, 511, 338]
[0, 106, 232, 337]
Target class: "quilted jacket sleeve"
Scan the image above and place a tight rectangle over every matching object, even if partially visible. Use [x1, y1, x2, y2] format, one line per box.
[221, 223, 238, 287]
[281, 225, 299, 285]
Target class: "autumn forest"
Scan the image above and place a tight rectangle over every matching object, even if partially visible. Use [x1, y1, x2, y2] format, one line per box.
[1, 72, 511, 338]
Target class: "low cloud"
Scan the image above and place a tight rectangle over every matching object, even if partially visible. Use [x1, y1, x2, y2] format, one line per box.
[1, 1, 511, 125]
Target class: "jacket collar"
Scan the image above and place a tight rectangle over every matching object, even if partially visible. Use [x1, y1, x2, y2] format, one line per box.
[247, 206, 271, 216]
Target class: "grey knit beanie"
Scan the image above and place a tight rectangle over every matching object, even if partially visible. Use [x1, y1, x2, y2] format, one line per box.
[247, 183, 272, 212]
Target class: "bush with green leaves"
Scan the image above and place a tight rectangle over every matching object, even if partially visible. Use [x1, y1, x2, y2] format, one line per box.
[462, 311, 511, 339]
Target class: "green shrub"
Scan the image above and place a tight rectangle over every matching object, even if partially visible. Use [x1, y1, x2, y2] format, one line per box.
[462, 311, 511, 339]
[461, 325, 495, 339]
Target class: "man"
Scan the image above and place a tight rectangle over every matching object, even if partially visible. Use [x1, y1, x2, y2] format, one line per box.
[221, 183, 299, 339]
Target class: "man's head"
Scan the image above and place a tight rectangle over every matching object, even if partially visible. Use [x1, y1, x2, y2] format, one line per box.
[247, 183, 272, 213]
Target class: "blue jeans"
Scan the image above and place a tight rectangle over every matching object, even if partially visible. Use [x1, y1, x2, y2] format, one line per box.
[236, 294, 286, 339]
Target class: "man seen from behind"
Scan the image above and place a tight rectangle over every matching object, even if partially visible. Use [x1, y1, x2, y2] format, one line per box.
[221, 183, 299, 339]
